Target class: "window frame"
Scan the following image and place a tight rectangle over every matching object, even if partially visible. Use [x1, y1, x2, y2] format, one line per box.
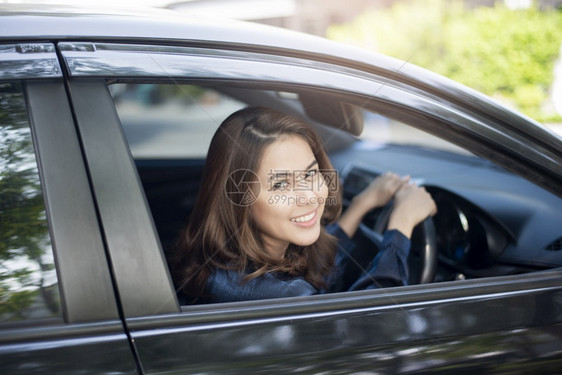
[67, 80, 179, 318]
[58, 40, 562, 315]
[24, 80, 121, 324]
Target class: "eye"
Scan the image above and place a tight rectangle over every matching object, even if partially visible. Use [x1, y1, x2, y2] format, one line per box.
[305, 169, 318, 179]
[272, 180, 289, 191]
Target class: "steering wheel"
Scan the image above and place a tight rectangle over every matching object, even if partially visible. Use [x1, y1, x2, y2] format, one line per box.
[360, 201, 437, 284]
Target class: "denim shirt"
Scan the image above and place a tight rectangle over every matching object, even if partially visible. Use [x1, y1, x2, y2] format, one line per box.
[200, 224, 411, 304]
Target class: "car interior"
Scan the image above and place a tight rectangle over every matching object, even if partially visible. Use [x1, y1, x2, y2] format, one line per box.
[109, 82, 562, 298]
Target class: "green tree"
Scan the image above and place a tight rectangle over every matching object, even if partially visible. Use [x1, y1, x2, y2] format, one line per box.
[327, 0, 562, 122]
[0, 84, 59, 321]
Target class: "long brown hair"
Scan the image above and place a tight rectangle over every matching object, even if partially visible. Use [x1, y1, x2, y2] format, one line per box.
[171, 107, 342, 302]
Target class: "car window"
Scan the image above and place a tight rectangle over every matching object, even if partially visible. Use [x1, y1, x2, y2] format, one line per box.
[0, 82, 61, 322]
[110, 84, 246, 159]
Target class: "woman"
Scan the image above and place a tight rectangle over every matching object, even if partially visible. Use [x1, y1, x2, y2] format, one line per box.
[171, 106, 436, 304]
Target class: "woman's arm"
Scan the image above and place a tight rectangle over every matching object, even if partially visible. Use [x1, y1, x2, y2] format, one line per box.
[387, 183, 437, 238]
[327, 222, 412, 290]
[334, 176, 437, 290]
[337, 172, 408, 238]
[349, 229, 411, 289]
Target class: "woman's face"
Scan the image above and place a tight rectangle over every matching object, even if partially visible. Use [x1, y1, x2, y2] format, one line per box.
[251, 135, 329, 259]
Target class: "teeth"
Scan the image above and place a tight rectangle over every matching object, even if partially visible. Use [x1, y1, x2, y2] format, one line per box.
[291, 212, 315, 223]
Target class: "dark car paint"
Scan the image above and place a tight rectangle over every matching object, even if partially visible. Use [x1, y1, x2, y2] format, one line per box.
[134, 304, 562, 373]
[129, 272, 562, 373]
[1, 321, 138, 375]
[0, 5, 562, 374]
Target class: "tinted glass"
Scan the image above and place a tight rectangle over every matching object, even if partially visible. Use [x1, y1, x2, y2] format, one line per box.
[0, 83, 60, 322]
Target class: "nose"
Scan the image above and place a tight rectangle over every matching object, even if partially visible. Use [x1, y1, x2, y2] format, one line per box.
[294, 184, 320, 206]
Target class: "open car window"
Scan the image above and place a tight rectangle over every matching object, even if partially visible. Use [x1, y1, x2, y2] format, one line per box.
[109, 82, 562, 307]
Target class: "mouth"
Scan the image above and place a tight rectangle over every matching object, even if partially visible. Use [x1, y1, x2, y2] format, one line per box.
[290, 211, 316, 223]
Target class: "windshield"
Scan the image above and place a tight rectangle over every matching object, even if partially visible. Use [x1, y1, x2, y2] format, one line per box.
[360, 111, 473, 156]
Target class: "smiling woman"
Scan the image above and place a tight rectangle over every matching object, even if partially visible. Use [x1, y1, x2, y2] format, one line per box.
[170, 106, 436, 304]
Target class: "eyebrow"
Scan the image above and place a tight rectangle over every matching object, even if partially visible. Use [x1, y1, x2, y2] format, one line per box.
[267, 161, 318, 182]
[305, 160, 318, 170]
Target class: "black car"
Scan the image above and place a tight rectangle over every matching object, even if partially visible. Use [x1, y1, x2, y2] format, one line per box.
[1, 5, 561, 374]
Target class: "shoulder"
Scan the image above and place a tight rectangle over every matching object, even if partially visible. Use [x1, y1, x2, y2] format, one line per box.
[205, 268, 317, 303]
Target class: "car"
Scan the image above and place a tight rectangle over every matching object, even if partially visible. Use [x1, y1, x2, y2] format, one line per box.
[1, 4, 561, 374]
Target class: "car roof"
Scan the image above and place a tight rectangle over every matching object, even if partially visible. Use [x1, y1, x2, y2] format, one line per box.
[0, 4, 392, 64]
[0, 4, 444, 90]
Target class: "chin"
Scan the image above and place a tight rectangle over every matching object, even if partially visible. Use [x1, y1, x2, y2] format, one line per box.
[292, 229, 321, 247]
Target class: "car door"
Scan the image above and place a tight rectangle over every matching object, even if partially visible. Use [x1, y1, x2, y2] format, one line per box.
[59, 41, 562, 373]
[0, 43, 139, 374]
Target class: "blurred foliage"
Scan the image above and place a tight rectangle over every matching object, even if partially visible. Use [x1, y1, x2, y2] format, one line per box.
[327, 0, 562, 122]
[112, 83, 206, 106]
[0, 83, 60, 321]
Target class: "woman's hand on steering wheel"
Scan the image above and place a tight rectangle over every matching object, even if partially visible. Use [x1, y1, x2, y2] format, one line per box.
[338, 172, 409, 238]
[387, 183, 437, 239]
[368, 179, 438, 284]
[355, 172, 410, 211]
[345, 171, 438, 284]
